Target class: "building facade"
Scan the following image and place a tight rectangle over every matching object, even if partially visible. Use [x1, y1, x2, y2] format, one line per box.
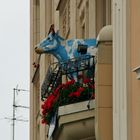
[30, 0, 140, 140]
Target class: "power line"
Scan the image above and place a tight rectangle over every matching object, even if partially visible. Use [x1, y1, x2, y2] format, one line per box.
[3, 86, 29, 140]
[14, 88, 29, 92]
[13, 105, 29, 109]
[12, 87, 29, 140]
[4, 117, 28, 122]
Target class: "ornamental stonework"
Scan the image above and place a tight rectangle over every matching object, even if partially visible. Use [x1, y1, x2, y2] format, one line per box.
[62, 0, 70, 38]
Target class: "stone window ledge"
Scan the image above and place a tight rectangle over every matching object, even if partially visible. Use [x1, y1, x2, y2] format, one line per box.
[133, 66, 140, 80]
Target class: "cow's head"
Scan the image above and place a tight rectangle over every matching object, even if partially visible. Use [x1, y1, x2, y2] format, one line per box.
[35, 33, 58, 54]
[35, 25, 64, 54]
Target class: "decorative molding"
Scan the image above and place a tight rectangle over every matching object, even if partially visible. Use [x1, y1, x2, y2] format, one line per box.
[56, 0, 70, 37]
[77, 0, 82, 8]
[55, 0, 61, 10]
[58, 100, 95, 116]
[61, 0, 70, 38]
[56, 0, 63, 10]
[113, 0, 128, 140]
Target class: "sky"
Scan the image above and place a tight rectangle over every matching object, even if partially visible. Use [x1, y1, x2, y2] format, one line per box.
[0, 0, 29, 140]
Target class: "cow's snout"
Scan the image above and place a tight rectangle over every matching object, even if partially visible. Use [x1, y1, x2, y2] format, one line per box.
[35, 47, 44, 54]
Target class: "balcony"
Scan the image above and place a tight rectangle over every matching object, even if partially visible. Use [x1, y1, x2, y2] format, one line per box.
[41, 55, 95, 140]
[53, 100, 95, 140]
[41, 26, 112, 140]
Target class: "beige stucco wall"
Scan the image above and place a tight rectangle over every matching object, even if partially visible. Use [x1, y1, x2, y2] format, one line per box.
[30, 0, 53, 140]
[130, 0, 140, 139]
[30, 0, 112, 140]
[30, 0, 140, 140]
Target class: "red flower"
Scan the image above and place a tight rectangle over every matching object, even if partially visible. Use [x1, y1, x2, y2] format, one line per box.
[41, 75, 95, 125]
[77, 87, 84, 92]
[53, 84, 64, 95]
[54, 88, 59, 95]
[73, 91, 80, 97]
[41, 119, 47, 124]
[88, 84, 95, 89]
[71, 79, 75, 84]
[92, 93, 95, 99]
[68, 92, 74, 97]
[69, 91, 81, 97]
[83, 78, 91, 84]
[41, 104, 45, 109]
[42, 109, 46, 115]
[43, 94, 56, 110]
[65, 79, 75, 86]
[61, 83, 65, 88]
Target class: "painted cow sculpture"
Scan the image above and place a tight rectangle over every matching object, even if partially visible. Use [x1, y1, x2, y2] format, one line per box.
[35, 29, 97, 80]
[35, 31, 97, 61]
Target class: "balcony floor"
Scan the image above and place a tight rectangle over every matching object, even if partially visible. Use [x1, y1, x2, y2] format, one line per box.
[53, 100, 95, 140]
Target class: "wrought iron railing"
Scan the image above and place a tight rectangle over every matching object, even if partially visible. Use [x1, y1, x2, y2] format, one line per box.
[41, 55, 95, 100]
